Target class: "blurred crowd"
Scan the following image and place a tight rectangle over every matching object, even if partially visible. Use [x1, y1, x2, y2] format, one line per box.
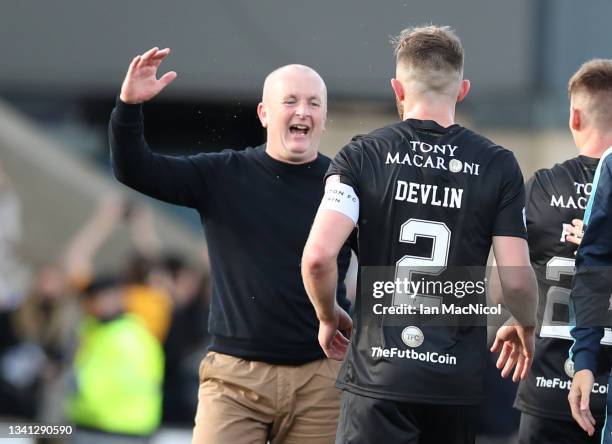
[0, 161, 211, 442]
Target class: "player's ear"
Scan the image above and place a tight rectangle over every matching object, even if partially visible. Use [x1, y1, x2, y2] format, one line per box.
[456, 79, 470, 102]
[390, 78, 405, 102]
[570, 106, 581, 131]
[257, 102, 268, 128]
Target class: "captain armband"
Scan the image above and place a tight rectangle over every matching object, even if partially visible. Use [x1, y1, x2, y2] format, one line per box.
[319, 182, 360, 225]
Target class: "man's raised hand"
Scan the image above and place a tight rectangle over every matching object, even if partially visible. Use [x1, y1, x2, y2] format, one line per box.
[120, 47, 177, 104]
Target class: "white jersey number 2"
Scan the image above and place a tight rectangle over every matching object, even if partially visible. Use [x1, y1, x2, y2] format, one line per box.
[393, 219, 451, 308]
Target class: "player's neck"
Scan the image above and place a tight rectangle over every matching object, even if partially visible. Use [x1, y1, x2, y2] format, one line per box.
[402, 101, 456, 128]
[577, 130, 612, 158]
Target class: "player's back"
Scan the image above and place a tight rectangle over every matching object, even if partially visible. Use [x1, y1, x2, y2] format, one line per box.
[348, 119, 521, 267]
[515, 155, 612, 421]
[328, 118, 526, 404]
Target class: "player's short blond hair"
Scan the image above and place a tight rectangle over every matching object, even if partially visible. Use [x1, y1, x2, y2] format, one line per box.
[391, 25, 464, 94]
[568, 59, 612, 129]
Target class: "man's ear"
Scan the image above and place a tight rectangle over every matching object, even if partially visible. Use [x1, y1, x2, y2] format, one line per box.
[570, 106, 582, 132]
[390, 78, 405, 102]
[321, 105, 327, 132]
[257, 102, 267, 128]
[457, 79, 471, 102]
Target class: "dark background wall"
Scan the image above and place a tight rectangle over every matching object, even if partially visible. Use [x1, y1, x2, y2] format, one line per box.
[1, 0, 532, 100]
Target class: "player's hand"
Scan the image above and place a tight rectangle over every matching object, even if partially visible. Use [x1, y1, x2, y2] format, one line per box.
[568, 369, 596, 436]
[565, 218, 584, 246]
[318, 306, 352, 361]
[120, 47, 177, 104]
[490, 324, 534, 382]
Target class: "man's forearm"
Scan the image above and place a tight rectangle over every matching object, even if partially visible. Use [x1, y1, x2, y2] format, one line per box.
[487, 262, 504, 306]
[302, 209, 357, 322]
[302, 255, 338, 322]
[499, 266, 538, 327]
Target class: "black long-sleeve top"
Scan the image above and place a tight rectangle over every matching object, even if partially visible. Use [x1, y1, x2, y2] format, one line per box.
[109, 99, 351, 364]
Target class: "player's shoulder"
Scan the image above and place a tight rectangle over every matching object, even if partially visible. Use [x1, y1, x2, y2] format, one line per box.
[530, 156, 583, 184]
[526, 156, 594, 205]
[408, 121, 513, 161]
[331, 132, 373, 163]
[340, 121, 428, 159]
[453, 130, 524, 182]
[454, 126, 514, 159]
[348, 120, 414, 147]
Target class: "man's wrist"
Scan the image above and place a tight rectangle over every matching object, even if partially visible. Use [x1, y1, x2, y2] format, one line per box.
[504, 316, 536, 331]
[317, 306, 338, 324]
[119, 89, 143, 105]
[114, 95, 144, 123]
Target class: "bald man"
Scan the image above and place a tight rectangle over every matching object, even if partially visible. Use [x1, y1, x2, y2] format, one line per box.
[110, 48, 352, 444]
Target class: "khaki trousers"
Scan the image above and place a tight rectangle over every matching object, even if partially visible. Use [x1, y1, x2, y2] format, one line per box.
[192, 351, 342, 444]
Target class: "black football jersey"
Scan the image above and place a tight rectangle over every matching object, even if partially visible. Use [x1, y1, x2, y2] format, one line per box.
[327, 119, 527, 404]
[515, 155, 612, 421]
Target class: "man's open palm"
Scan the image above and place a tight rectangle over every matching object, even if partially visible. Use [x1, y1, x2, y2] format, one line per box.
[120, 47, 177, 104]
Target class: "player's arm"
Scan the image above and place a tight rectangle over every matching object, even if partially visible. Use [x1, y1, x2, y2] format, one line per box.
[489, 151, 537, 326]
[110, 47, 204, 209]
[492, 236, 537, 327]
[489, 236, 537, 381]
[302, 176, 357, 360]
[489, 173, 537, 308]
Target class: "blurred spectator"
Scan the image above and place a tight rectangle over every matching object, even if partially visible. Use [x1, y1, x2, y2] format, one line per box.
[12, 264, 80, 423]
[0, 160, 30, 309]
[0, 309, 41, 419]
[13, 264, 75, 358]
[0, 162, 36, 420]
[159, 254, 211, 426]
[66, 276, 164, 444]
[63, 195, 173, 342]
[124, 253, 173, 343]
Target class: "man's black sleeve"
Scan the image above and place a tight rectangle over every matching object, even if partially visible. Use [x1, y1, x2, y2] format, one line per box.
[109, 98, 212, 209]
[492, 150, 528, 239]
